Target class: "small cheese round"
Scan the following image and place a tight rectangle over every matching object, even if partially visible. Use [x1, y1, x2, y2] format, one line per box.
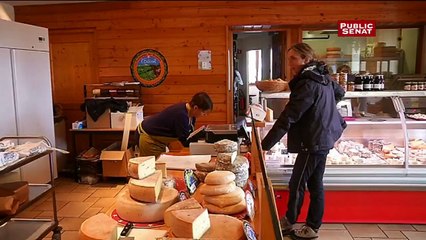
[204, 171, 235, 185]
[204, 199, 246, 214]
[199, 181, 236, 196]
[204, 187, 245, 208]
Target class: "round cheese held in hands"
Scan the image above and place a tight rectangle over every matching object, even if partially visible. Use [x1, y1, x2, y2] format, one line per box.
[204, 171, 236, 185]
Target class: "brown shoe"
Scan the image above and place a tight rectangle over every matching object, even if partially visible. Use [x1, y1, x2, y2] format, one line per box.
[293, 225, 318, 239]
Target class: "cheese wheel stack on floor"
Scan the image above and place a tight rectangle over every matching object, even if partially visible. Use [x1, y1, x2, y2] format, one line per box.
[164, 198, 211, 239]
[199, 171, 246, 214]
[115, 156, 179, 223]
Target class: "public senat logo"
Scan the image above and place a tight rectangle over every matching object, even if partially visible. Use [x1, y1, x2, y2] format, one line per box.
[338, 20, 376, 37]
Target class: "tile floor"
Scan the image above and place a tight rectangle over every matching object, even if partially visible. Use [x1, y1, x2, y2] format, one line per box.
[16, 177, 426, 240]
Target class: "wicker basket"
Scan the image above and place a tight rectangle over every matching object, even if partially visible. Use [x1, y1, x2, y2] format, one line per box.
[255, 80, 288, 92]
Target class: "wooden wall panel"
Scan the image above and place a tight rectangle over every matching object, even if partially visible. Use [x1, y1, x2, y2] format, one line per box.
[15, 1, 426, 129]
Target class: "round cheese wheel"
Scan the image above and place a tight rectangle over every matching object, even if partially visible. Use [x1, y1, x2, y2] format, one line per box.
[116, 187, 178, 223]
[204, 187, 245, 208]
[203, 214, 244, 239]
[204, 199, 246, 214]
[204, 171, 235, 185]
[199, 181, 236, 196]
[79, 213, 117, 240]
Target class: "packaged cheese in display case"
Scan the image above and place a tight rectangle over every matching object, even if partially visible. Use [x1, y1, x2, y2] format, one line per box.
[79, 213, 117, 240]
[168, 208, 211, 239]
[128, 170, 163, 203]
[116, 188, 178, 223]
[128, 156, 156, 179]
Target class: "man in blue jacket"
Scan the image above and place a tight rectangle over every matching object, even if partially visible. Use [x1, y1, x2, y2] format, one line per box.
[262, 43, 346, 239]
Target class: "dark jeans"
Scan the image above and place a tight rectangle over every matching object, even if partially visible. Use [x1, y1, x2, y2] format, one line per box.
[285, 149, 329, 230]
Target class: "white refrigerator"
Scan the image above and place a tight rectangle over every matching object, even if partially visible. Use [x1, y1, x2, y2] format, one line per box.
[0, 19, 57, 183]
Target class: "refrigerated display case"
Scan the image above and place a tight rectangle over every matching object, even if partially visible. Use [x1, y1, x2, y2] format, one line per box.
[259, 90, 426, 224]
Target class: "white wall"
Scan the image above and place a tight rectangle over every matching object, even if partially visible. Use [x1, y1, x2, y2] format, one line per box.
[0, 2, 14, 21]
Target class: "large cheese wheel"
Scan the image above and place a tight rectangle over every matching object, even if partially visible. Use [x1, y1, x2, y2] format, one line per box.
[116, 188, 178, 223]
[128, 170, 162, 203]
[204, 187, 245, 208]
[199, 182, 236, 196]
[204, 199, 246, 215]
[164, 198, 203, 226]
[204, 171, 235, 185]
[0, 181, 29, 205]
[79, 213, 117, 240]
[128, 156, 156, 179]
[169, 208, 210, 239]
[203, 214, 244, 239]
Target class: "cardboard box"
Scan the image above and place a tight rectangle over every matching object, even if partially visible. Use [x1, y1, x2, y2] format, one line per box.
[100, 142, 134, 177]
[87, 108, 111, 129]
[110, 106, 143, 129]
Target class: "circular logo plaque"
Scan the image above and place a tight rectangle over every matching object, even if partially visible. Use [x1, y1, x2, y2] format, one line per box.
[130, 49, 168, 88]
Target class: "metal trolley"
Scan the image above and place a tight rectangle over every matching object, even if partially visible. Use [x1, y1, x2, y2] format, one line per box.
[0, 136, 62, 240]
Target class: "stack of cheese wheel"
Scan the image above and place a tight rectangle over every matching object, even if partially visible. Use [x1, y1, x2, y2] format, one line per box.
[115, 156, 179, 223]
[164, 198, 244, 239]
[194, 162, 216, 182]
[79, 213, 117, 240]
[200, 171, 246, 215]
[216, 150, 249, 188]
[214, 139, 238, 153]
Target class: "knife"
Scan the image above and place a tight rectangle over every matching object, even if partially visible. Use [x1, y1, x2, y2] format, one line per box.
[118, 222, 134, 240]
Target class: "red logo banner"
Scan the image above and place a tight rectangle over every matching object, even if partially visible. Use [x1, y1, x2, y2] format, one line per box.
[338, 20, 376, 37]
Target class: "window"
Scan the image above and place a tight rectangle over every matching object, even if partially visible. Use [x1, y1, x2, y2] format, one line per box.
[302, 28, 420, 76]
[247, 49, 262, 84]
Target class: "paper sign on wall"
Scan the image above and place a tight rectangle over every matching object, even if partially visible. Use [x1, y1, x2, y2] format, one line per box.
[198, 50, 212, 70]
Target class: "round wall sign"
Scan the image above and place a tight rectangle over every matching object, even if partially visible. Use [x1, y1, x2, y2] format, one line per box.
[130, 49, 168, 87]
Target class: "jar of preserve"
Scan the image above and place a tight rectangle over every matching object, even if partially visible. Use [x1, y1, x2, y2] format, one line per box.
[404, 82, 411, 91]
[411, 82, 418, 91]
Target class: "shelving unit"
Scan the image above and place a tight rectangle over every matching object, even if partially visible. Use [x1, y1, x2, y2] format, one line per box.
[0, 136, 61, 240]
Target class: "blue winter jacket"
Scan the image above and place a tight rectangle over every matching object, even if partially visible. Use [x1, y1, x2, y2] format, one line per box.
[261, 61, 347, 152]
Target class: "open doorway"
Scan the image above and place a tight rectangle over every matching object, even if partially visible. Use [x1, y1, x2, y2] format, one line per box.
[232, 31, 284, 119]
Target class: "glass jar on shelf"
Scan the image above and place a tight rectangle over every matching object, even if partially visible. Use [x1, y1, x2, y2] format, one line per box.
[404, 82, 411, 91]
